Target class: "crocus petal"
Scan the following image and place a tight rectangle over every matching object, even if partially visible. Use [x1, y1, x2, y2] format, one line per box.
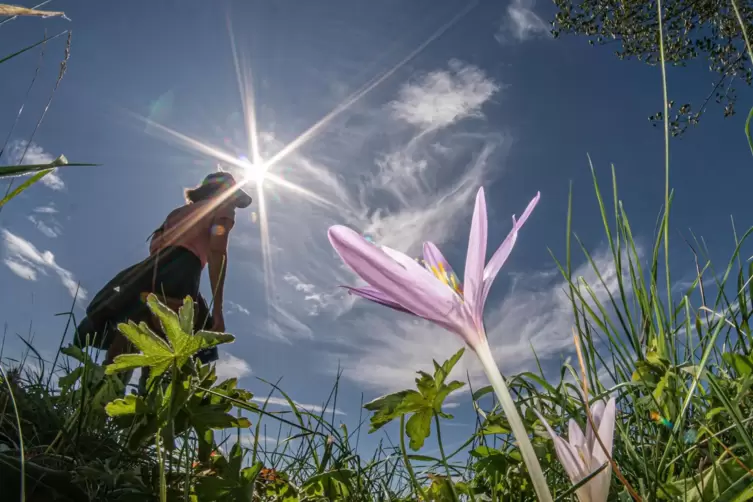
[328, 226, 456, 323]
[463, 187, 488, 327]
[481, 192, 540, 304]
[568, 419, 586, 449]
[344, 286, 411, 314]
[422, 242, 460, 294]
[480, 228, 518, 304]
[534, 410, 588, 482]
[586, 399, 607, 452]
[590, 398, 616, 463]
[589, 398, 616, 502]
[514, 191, 541, 229]
[380, 244, 441, 286]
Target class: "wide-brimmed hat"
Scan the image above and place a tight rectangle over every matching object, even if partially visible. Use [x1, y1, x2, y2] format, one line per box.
[200, 171, 252, 208]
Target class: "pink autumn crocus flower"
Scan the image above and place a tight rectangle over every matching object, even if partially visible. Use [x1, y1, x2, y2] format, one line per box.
[534, 397, 617, 502]
[328, 187, 553, 502]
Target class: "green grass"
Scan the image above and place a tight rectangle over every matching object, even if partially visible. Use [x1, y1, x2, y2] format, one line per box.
[3, 4, 753, 502]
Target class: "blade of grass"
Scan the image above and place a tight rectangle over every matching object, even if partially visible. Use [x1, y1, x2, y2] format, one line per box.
[0, 365, 25, 502]
[0, 30, 67, 65]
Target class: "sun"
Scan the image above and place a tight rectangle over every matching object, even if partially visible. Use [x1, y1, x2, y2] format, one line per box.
[238, 155, 267, 185]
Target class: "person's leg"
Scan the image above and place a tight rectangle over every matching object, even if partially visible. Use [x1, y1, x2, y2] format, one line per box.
[104, 332, 130, 365]
[137, 367, 151, 395]
[103, 328, 134, 391]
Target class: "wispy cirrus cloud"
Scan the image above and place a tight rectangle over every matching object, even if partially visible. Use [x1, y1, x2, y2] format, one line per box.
[227, 300, 251, 316]
[251, 395, 345, 416]
[239, 432, 280, 448]
[34, 204, 58, 214]
[283, 273, 342, 316]
[5, 140, 65, 190]
[497, 0, 551, 43]
[1, 229, 87, 300]
[28, 215, 63, 238]
[359, 60, 506, 256]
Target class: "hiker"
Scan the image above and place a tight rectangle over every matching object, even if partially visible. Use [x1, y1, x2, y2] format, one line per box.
[75, 170, 252, 386]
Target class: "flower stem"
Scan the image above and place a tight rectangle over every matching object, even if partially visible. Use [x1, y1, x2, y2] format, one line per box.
[400, 414, 428, 501]
[475, 340, 553, 502]
[434, 412, 459, 502]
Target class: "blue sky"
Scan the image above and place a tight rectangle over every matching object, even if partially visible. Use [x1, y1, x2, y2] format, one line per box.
[2, 0, 753, 455]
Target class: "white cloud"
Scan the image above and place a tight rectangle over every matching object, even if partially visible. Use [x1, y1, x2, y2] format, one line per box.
[33, 204, 58, 214]
[266, 301, 315, 341]
[389, 59, 499, 130]
[240, 433, 279, 448]
[283, 273, 341, 316]
[332, 245, 641, 394]
[363, 139, 503, 256]
[214, 352, 252, 381]
[251, 396, 346, 416]
[283, 273, 316, 294]
[4, 259, 37, 280]
[1, 229, 87, 300]
[28, 215, 62, 238]
[5, 140, 65, 190]
[498, 0, 551, 43]
[227, 301, 250, 316]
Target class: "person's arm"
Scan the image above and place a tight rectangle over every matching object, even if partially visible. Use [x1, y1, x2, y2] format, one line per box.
[207, 216, 233, 331]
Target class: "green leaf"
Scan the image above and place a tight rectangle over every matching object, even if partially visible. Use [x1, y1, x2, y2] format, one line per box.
[195, 477, 239, 501]
[241, 461, 263, 483]
[105, 322, 173, 379]
[705, 407, 726, 420]
[471, 446, 510, 477]
[118, 320, 172, 355]
[60, 344, 93, 364]
[469, 445, 498, 458]
[147, 294, 202, 365]
[406, 409, 432, 451]
[195, 330, 236, 349]
[415, 371, 435, 397]
[363, 389, 425, 431]
[188, 402, 250, 431]
[106, 395, 147, 417]
[178, 296, 195, 334]
[666, 455, 753, 502]
[58, 367, 82, 391]
[427, 474, 455, 501]
[106, 297, 232, 383]
[228, 441, 244, 477]
[302, 469, 354, 498]
[435, 347, 464, 386]
[472, 385, 493, 401]
[434, 380, 464, 412]
[723, 353, 753, 377]
[480, 411, 511, 435]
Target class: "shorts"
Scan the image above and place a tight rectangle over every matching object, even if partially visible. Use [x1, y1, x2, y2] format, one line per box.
[75, 246, 217, 363]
